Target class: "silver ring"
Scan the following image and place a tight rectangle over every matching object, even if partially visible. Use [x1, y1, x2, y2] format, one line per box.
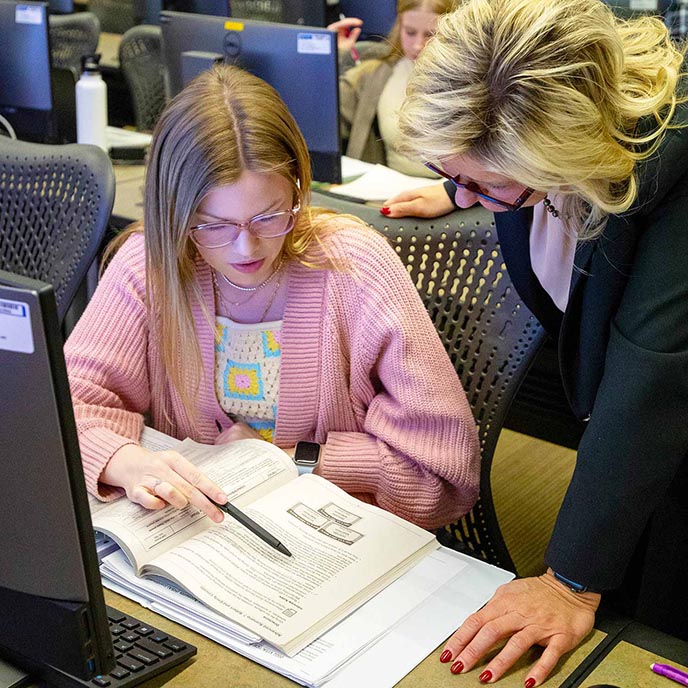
[153, 478, 163, 492]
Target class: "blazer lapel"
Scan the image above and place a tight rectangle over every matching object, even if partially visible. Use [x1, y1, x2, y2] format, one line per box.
[495, 208, 564, 336]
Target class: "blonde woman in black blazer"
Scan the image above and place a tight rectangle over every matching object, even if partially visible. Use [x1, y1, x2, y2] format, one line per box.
[383, 0, 688, 685]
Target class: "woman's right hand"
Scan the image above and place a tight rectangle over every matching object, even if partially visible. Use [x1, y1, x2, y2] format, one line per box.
[101, 444, 227, 523]
[383, 184, 455, 219]
[327, 17, 363, 52]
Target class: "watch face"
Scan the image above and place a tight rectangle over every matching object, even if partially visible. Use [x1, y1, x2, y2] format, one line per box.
[295, 441, 320, 466]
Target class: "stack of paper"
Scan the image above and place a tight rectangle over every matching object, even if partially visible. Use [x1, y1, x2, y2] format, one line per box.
[101, 545, 512, 688]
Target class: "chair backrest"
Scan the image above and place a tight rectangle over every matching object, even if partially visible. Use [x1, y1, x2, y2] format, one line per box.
[0, 138, 115, 325]
[118, 25, 167, 132]
[48, 12, 101, 77]
[229, 0, 282, 21]
[88, 0, 136, 35]
[311, 191, 546, 573]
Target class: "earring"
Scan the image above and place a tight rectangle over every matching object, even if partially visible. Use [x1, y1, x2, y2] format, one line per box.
[543, 196, 560, 218]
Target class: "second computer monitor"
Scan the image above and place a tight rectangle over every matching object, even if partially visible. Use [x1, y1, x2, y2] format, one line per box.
[338, 0, 396, 39]
[0, 1, 56, 142]
[0, 269, 115, 682]
[160, 11, 342, 183]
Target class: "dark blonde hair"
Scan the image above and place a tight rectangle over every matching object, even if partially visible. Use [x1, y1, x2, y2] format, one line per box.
[113, 64, 352, 425]
[383, 0, 457, 62]
[399, 0, 686, 238]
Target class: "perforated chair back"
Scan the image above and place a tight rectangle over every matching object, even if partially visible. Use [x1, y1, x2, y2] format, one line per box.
[118, 25, 167, 132]
[229, 0, 282, 21]
[311, 191, 546, 572]
[0, 138, 115, 325]
[89, 0, 136, 35]
[48, 12, 101, 77]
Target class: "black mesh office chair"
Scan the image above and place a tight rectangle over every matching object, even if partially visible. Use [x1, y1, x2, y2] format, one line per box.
[311, 191, 546, 573]
[118, 25, 167, 132]
[0, 138, 115, 327]
[48, 12, 101, 77]
[229, 0, 282, 21]
[88, 0, 136, 35]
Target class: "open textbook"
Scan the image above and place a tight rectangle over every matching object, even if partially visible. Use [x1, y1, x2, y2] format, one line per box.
[102, 545, 514, 688]
[89, 428, 439, 657]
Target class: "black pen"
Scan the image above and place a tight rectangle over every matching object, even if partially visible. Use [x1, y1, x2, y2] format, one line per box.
[213, 499, 292, 558]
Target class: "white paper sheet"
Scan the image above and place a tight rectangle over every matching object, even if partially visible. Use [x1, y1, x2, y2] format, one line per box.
[329, 164, 440, 202]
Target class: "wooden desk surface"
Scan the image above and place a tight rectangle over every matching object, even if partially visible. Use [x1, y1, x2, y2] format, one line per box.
[98, 32, 122, 70]
[102, 588, 456, 687]
[96, 591, 688, 687]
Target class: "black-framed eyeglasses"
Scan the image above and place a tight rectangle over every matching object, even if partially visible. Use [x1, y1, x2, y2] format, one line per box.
[189, 204, 301, 249]
[424, 161, 535, 211]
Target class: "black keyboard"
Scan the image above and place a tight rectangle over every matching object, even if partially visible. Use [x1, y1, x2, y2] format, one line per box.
[44, 606, 196, 688]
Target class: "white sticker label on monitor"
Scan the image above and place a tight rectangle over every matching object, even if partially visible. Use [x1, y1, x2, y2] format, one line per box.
[0, 299, 34, 354]
[15, 4, 44, 24]
[297, 33, 332, 55]
[629, 0, 657, 9]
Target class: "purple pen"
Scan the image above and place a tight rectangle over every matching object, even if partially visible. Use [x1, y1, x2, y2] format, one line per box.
[651, 663, 688, 687]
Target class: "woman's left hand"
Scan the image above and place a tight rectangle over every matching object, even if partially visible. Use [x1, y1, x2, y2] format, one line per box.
[327, 17, 363, 52]
[441, 571, 600, 685]
[215, 421, 264, 445]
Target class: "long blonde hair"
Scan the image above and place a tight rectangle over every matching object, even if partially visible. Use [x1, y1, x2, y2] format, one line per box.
[111, 64, 349, 426]
[383, 0, 457, 62]
[398, 0, 686, 238]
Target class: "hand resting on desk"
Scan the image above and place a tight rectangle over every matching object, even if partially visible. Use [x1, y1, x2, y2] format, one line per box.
[102, 443, 228, 523]
[441, 570, 600, 686]
[383, 183, 456, 218]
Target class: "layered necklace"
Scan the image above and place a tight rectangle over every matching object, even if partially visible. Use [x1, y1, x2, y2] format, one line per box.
[213, 256, 285, 323]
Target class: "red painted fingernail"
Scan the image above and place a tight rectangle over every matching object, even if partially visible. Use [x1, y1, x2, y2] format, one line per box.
[380, 206, 391, 216]
[479, 669, 493, 683]
[450, 660, 464, 674]
[440, 650, 453, 663]
[525, 678, 536, 688]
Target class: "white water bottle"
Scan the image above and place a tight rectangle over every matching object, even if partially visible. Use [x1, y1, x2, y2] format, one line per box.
[76, 54, 108, 151]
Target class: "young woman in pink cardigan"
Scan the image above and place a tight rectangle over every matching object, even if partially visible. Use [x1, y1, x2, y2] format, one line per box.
[65, 64, 480, 530]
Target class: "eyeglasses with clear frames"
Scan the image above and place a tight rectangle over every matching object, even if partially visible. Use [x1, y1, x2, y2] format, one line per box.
[189, 203, 301, 249]
[424, 161, 535, 211]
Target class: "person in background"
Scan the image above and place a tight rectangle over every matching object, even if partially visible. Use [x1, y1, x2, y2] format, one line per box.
[64, 64, 480, 532]
[328, 0, 456, 177]
[664, 0, 688, 41]
[383, 0, 688, 684]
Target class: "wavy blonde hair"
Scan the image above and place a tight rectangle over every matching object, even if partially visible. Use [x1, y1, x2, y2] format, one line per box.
[109, 64, 356, 427]
[381, 0, 458, 62]
[398, 0, 686, 238]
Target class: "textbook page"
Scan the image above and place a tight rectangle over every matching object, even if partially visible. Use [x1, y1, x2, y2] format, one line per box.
[141, 474, 438, 656]
[101, 546, 513, 688]
[90, 434, 298, 574]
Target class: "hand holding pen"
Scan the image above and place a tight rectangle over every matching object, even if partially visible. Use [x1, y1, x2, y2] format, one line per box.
[652, 663, 688, 686]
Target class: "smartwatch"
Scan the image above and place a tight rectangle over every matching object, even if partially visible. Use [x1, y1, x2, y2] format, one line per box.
[552, 570, 590, 593]
[294, 441, 321, 475]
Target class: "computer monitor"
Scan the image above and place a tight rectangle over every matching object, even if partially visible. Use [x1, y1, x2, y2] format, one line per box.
[0, 270, 115, 683]
[338, 0, 396, 39]
[602, 0, 669, 18]
[161, 11, 342, 183]
[48, 0, 74, 14]
[162, 0, 228, 16]
[0, 1, 58, 143]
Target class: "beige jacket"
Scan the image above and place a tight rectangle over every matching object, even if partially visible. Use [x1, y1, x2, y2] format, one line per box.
[339, 59, 393, 165]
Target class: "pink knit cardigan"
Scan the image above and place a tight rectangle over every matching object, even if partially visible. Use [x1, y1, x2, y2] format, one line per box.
[65, 223, 480, 529]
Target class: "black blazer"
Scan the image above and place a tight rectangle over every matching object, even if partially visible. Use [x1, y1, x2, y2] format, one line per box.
[448, 107, 688, 630]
